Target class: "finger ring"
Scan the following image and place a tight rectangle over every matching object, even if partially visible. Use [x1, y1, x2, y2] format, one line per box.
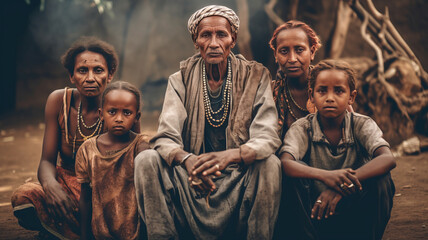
[340, 183, 345, 188]
[347, 183, 354, 188]
[215, 164, 220, 170]
[316, 199, 322, 204]
[191, 178, 202, 185]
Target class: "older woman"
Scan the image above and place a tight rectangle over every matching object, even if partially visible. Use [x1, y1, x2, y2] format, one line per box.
[11, 36, 119, 239]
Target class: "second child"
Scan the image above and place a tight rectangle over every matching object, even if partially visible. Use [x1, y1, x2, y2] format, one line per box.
[75, 81, 149, 239]
[278, 60, 396, 240]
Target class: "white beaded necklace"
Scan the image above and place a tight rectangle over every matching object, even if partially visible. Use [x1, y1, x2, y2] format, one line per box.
[202, 58, 232, 128]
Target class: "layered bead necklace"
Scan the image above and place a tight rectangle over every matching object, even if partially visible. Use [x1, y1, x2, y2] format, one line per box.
[202, 58, 232, 128]
[76, 102, 102, 141]
[284, 79, 309, 120]
[72, 101, 103, 160]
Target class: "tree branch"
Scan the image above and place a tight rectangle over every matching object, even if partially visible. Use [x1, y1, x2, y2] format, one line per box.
[265, 0, 284, 26]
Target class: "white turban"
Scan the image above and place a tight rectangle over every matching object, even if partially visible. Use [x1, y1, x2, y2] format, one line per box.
[187, 5, 240, 37]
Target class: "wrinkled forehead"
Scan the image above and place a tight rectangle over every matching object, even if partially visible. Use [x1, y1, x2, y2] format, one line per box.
[196, 16, 233, 34]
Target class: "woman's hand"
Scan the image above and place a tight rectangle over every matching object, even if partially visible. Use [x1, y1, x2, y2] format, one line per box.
[44, 180, 78, 226]
[311, 189, 343, 220]
[320, 168, 362, 196]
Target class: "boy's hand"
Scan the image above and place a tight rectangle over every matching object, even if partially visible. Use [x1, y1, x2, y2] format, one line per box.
[311, 189, 342, 220]
[321, 168, 362, 196]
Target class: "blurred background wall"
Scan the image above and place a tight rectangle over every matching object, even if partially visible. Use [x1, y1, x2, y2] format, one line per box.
[1, 0, 427, 115]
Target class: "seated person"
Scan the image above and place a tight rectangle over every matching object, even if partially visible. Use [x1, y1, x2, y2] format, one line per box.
[134, 5, 282, 239]
[11, 37, 119, 239]
[278, 59, 396, 240]
[76, 81, 149, 240]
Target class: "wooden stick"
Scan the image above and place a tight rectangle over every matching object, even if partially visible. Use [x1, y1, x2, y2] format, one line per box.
[360, 9, 410, 120]
[365, 0, 428, 80]
[265, 0, 284, 25]
[329, 0, 353, 59]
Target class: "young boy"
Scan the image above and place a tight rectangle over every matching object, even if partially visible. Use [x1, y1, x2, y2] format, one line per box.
[278, 60, 396, 240]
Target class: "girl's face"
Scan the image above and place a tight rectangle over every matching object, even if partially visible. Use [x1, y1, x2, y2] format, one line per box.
[309, 69, 356, 120]
[70, 51, 112, 97]
[100, 89, 140, 136]
[274, 28, 315, 79]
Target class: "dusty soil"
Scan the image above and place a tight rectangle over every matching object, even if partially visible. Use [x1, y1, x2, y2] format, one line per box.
[0, 110, 427, 239]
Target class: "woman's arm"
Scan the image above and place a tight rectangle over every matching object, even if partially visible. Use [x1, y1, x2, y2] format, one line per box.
[355, 146, 396, 181]
[80, 183, 93, 240]
[38, 90, 77, 224]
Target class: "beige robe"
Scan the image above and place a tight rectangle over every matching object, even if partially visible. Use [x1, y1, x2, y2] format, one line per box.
[150, 53, 281, 164]
[135, 53, 282, 239]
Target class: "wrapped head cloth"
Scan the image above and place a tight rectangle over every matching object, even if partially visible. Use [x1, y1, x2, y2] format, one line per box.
[188, 5, 240, 38]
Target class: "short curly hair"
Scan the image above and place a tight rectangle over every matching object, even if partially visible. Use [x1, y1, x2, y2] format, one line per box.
[61, 36, 118, 77]
[309, 59, 357, 92]
[269, 20, 322, 54]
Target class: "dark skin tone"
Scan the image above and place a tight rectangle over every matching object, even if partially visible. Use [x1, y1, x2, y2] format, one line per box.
[174, 16, 253, 193]
[38, 51, 113, 227]
[281, 69, 396, 220]
[274, 28, 316, 128]
[80, 90, 147, 239]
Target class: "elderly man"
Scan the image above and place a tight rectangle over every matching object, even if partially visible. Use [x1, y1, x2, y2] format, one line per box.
[135, 5, 281, 239]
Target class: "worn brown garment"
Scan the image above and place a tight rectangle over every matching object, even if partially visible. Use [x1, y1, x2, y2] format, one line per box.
[75, 134, 149, 240]
[11, 167, 80, 240]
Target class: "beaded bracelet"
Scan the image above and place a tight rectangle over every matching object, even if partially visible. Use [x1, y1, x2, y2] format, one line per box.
[180, 153, 194, 165]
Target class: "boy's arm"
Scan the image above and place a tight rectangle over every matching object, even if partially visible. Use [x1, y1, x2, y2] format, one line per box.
[280, 152, 361, 194]
[355, 146, 396, 181]
[80, 183, 93, 240]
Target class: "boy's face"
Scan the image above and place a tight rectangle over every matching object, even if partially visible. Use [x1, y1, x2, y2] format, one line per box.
[309, 69, 356, 120]
[100, 89, 140, 136]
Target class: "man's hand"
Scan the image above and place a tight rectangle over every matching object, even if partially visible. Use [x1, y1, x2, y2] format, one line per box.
[192, 149, 240, 176]
[44, 180, 78, 226]
[311, 189, 343, 220]
[183, 154, 218, 193]
[320, 168, 362, 196]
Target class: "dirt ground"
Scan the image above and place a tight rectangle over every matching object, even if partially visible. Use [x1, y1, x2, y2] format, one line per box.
[0, 110, 427, 239]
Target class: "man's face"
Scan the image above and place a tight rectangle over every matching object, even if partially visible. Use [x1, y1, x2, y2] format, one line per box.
[195, 16, 236, 65]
